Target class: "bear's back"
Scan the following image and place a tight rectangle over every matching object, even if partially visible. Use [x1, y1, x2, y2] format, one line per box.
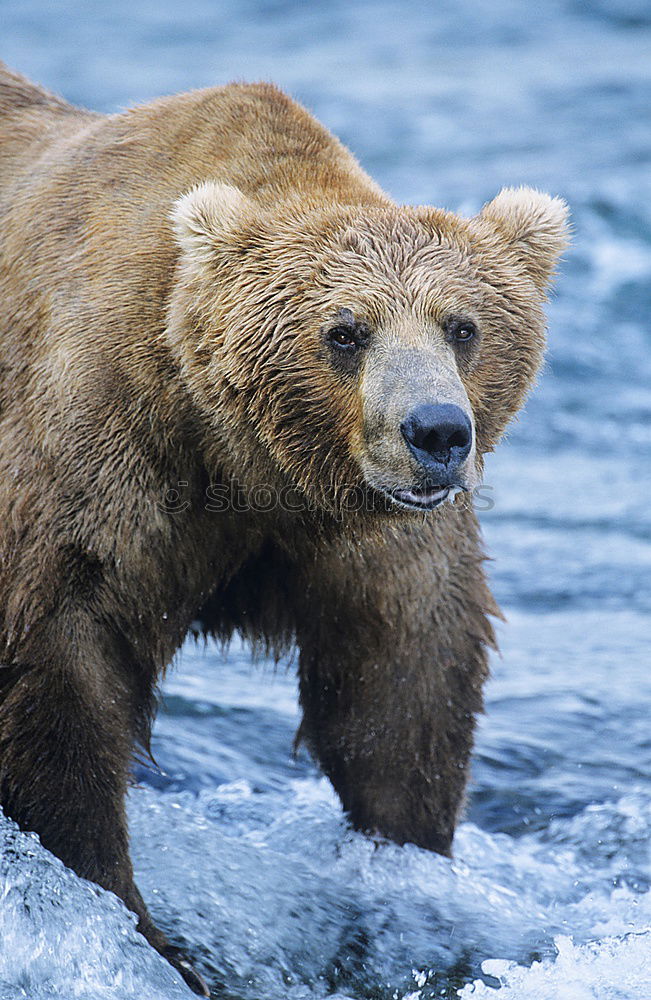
[0, 63, 97, 180]
[0, 73, 387, 345]
[0, 74, 388, 410]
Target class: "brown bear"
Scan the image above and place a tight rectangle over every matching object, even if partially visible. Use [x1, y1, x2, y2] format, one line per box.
[0, 62, 568, 995]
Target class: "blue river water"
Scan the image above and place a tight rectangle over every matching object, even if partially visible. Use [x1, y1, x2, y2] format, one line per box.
[1, 2, 650, 998]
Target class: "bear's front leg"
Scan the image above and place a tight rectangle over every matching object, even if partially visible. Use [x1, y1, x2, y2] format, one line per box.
[294, 515, 495, 854]
[0, 614, 209, 996]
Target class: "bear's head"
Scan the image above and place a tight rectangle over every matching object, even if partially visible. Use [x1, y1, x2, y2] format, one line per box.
[168, 183, 568, 515]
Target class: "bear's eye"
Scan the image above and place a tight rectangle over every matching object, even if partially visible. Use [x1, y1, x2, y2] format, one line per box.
[324, 315, 370, 374]
[445, 316, 479, 346]
[329, 326, 359, 349]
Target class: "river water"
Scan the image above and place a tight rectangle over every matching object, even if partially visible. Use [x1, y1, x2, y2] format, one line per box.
[1, 1, 650, 997]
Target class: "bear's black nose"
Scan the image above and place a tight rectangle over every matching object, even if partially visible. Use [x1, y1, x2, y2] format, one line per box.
[401, 403, 472, 472]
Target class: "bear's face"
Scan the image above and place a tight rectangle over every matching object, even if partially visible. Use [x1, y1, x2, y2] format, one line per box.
[169, 184, 568, 514]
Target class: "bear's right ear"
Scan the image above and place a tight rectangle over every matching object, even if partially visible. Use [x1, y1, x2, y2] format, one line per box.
[171, 181, 254, 266]
[474, 187, 570, 294]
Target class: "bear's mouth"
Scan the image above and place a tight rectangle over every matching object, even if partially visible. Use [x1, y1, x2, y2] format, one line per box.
[388, 485, 463, 511]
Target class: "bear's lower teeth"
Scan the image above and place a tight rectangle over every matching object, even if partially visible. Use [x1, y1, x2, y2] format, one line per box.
[392, 487, 450, 508]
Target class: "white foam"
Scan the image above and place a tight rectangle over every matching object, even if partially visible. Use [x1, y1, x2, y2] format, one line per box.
[459, 932, 651, 1000]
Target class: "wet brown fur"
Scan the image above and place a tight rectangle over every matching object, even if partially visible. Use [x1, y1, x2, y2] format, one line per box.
[0, 62, 568, 991]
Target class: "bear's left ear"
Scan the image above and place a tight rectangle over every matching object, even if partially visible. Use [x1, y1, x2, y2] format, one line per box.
[171, 181, 255, 267]
[475, 187, 570, 293]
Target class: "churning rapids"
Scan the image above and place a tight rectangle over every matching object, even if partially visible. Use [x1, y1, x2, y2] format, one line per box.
[1, 1, 650, 997]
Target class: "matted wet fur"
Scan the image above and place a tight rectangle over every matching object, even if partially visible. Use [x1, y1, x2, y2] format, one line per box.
[0, 62, 568, 994]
